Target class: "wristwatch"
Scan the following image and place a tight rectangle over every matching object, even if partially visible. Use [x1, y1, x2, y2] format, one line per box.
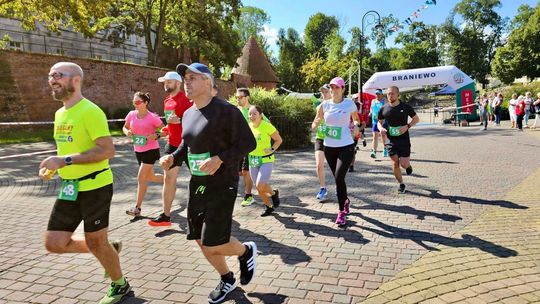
[64, 156, 73, 166]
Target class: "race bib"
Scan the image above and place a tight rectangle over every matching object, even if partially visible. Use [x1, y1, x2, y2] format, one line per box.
[187, 152, 210, 176]
[325, 126, 342, 140]
[248, 155, 262, 167]
[164, 110, 174, 120]
[132, 135, 147, 146]
[58, 179, 79, 201]
[316, 123, 326, 139]
[388, 126, 402, 136]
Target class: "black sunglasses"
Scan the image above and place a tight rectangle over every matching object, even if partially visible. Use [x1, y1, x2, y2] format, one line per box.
[48, 72, 73, 81]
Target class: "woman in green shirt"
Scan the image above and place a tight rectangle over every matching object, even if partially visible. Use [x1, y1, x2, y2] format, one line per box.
[248, 105, 283, 216]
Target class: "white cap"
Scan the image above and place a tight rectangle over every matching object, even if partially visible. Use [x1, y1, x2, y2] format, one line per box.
[158, 71, 182, 82]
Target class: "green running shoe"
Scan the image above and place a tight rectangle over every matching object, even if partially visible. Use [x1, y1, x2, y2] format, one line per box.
[99, 279, 131, 304]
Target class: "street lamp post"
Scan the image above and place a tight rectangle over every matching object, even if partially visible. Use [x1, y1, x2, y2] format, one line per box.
[359, 10, 383, 105]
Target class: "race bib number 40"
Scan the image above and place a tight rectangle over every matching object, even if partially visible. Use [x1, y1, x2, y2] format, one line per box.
[188, 152, 210, 176]
[58, 179, 79, 201]
[324, 126, 342, 140]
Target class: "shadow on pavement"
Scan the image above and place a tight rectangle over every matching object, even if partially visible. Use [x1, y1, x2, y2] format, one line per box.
[356, 196, 462, 222]
[247, 291, 288, 304]
[358, 214, 518, 258]
[120, 292, 146, 304]
[408, 189, 528, 209]
[413, 159, 459, 164]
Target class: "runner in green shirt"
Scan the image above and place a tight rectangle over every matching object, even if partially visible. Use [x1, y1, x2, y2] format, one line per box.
[39, 62, 130, 304]
[313, 84, 331, 201]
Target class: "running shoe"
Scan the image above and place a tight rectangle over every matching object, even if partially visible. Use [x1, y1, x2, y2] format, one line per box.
[148, 213, 171, 227]
[260, 206, 274, 217]
[370, 151, 376, 159]
[343, 199, 351, 215]
[104, 240, 122, 278]
[241, 195, 255, 206]
[316, 187, 328, 200]
[125, 206, 141, 216]
[335, 211, 346, 226]
[383, 148, 389, 158]
[271, 189, 280, 207]
[208, 276, 237, 304]
[405, 166, 413, 175]
[239, 241, 257, 285]
[398, 183, 406, 194]
[99, 279, 131, 304]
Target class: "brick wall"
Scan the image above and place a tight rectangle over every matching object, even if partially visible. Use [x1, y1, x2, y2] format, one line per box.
[0, 51, 264, 123]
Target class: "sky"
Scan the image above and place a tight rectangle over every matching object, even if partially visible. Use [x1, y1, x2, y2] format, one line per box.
[242, 0, 537, 56]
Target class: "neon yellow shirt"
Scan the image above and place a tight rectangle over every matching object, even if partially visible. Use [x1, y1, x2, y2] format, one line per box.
[239, 106, 269, 123]
[54, 98, 113, 191]
[248, 120, 277, 163]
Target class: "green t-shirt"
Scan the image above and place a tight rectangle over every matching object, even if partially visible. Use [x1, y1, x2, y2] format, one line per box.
[313, 99, 326, 140]
[239, 106, 269, 123]
[248, 120, 277, 163]
[54, 98, 113, 191]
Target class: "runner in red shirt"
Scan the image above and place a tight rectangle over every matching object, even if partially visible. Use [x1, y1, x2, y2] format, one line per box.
[149, 71, 192, 226]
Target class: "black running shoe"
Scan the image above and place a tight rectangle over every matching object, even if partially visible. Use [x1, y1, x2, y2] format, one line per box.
[271, 189, 280, 207]
[260, 206, 274, 217]
[398, 184, 406, 194]
[406, 166, 413, 175]
[238, 242, 257, 285]
[208, 277, 237, 304]
[148, 213, 171, 227]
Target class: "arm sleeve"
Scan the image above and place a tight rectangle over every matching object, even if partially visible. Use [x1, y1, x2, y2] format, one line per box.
[408, 105, 417, 118]
[218, 107, 256, 163]
[377, 107, 384, 121]
[171, 140, 188, 166]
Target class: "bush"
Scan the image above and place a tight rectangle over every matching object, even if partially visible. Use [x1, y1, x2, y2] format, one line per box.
[486, 82, 540, 120]
[230, 87, 315, 150]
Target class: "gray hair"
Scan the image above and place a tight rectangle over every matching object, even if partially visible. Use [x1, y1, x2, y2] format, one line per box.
[51, 62, 84, 79]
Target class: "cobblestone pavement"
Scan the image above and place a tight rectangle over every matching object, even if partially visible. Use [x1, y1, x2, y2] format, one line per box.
[0, 123, 539, 304]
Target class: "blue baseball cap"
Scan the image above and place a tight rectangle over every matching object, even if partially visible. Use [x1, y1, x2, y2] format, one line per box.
[176, 62, 214, 84]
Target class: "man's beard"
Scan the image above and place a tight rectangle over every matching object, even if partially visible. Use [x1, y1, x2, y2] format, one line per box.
[51, 82, 75, 101]
[165, 83, 177, 93]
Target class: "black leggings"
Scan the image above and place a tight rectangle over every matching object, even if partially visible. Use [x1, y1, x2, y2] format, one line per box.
[324, 144, 355, 211]
[517, 114, 524, 130]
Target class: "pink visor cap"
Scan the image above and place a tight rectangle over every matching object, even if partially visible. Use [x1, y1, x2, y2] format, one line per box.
[329, 77, 345, 88]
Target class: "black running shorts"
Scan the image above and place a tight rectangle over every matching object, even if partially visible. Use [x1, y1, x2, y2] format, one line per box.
[314, 138, 324, 152]
[135, 148, 160, 165]
[186, 182, 237, 246]
[47, 183, 113, 233]
[385, 140, 411, 158]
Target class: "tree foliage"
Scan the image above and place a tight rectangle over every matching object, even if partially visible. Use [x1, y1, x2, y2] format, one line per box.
[441, 0, 506, 85]
[392, 22, 439, 70]
[304, 13, 339, 56]
[275, 28, 307, 92]
[492, 3, 540, 84]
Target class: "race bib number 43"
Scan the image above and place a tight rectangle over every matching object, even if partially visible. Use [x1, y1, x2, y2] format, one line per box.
[325, 126, 342, 140]
[188, 152, 210, 176]
[58, 179, 79, 201]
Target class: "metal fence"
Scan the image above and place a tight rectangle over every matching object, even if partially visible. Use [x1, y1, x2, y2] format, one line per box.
[0, 28, 147, 65]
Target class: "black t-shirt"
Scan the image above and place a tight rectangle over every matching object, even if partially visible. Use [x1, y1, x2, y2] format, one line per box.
[172, 97, 256, 186]
[378, 101, 416, 142]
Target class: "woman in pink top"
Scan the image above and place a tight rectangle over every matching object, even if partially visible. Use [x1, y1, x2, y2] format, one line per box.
[123, 92, 165, 216]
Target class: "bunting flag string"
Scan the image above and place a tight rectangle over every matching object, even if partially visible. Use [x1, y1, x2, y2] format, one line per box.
[385, 0, 437, 35]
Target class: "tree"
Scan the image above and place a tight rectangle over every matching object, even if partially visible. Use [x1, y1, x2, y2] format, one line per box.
[276, 28, 307, 91]
[441, 0, 506, 86]
[392, 22, 439, 70]
[324, 29, 346, 62]
[304, 13, 339, 56]
[234, 6, 270, 46]
[509, 4, 534, 31]
[370, 14, 399, 49]
[0, 0, 110, 36]
[492, 3, 540, 84]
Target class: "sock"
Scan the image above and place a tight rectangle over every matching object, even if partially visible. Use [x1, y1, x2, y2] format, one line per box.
[113, 276, 126, 286]
[220, 271, 234, 283]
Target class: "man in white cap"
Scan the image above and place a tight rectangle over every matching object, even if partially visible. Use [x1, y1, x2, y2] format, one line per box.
[147, 71, 192, 226]
[160, 62, 258, 303]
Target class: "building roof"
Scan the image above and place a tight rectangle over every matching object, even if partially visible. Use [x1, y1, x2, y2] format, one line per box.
[232, 36, 279, 83]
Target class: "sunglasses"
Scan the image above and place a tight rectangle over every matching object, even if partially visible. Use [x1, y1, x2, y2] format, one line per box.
[48, 72, 73, 81]
[133, 99, 145, 105]
[235, 95, 245, 99]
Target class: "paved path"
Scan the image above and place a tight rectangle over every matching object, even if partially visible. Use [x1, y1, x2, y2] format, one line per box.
[0, 123, 539, 304]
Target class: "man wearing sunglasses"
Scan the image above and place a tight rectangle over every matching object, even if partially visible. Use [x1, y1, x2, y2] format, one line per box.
[160, 63, 258, 304]
[39, 62, 130, 304]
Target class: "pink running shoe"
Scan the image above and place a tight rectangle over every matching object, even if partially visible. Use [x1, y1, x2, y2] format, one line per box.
[343, 199, 351, 215]
[335, 211, 346, 225]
